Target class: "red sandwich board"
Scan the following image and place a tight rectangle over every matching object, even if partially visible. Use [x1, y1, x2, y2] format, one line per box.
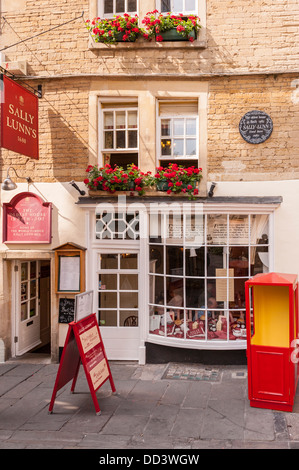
[49, 313, 115, 415]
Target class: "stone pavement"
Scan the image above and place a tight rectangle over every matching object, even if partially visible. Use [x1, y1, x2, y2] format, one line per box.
[0, 358, 299, 450]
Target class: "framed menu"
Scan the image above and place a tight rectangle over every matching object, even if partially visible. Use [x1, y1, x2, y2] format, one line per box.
[54, 242, 86, 293]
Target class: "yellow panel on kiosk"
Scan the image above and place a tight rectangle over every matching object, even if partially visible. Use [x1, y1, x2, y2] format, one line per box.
[251, 285, 289, 348]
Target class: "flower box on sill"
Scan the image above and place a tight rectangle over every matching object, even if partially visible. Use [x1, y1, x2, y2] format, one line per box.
[156, 28, 196, 42]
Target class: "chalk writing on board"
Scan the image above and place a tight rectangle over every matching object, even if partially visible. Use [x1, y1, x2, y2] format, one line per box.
[59, 298, 75, 323]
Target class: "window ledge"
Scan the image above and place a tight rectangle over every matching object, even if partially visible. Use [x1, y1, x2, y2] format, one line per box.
[88, 36, 207, 51]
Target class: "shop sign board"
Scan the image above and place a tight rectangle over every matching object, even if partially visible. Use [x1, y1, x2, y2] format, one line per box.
[0, 74, 39, 159]
[49, 313, 115, 415]
[2, 192, 52, 244]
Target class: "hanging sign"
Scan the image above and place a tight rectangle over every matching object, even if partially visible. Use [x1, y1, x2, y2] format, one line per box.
[239, 110, 273, 144]
[49, 313, 115, 415]
[2, 192, 52, 244]
[0, 74, 39, 159]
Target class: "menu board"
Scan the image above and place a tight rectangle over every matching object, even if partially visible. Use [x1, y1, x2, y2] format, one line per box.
[58, 256, 80, 292]
[49, 313, 115, 415]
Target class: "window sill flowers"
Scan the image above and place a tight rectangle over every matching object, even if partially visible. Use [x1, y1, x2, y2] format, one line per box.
[84, 163, 202, 199]
[85, 14, 140, 44]
[84, 164, 153, 196]
[141, 10, 201, 42]
[154, 164, 202, 199]
[85, 11, 201, 44]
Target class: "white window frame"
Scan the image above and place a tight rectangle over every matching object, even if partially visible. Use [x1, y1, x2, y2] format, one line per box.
[101, 106, 139, 153]
[157, 0, 197, 15]
[98, 0, 138, 17]
[158, 114, 198, 162]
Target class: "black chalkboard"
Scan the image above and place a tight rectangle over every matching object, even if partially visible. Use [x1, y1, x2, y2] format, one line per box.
[59, 298, 75, 323]
[239, 110, 273, 144]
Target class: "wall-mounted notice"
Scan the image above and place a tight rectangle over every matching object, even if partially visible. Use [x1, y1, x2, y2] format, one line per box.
[58, 256, 80, 292]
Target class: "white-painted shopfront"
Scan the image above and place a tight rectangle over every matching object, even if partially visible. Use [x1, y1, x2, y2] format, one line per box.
[3, 179, 299, 364]
[78, 191, 281, 364]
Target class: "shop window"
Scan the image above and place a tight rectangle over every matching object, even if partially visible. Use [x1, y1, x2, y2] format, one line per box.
[158, 100, 198, 166]
[148, 212, 270, 343]
[100, 101, 138, 168]
[100, 0, 137, 17]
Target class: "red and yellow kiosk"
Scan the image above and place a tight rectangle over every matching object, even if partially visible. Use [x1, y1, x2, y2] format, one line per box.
[245, 272, 299, 412]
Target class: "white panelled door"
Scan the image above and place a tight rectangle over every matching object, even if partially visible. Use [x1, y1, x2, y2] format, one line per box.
[15, 261, 41, 355]
[95, 252, 139, 360]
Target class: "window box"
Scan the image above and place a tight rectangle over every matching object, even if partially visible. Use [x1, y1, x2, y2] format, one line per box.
[157, 28, 196, 42]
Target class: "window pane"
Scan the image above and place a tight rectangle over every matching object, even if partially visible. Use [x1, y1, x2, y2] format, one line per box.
[150, 245, 164, 274]
[173, 119, 184, 136]
[120, 253, 137, 269]
[30, 261, 36, 279]
[30, 280, 36, 298]
[99, 292, 117, 308]
[161, 0, 171, 12]
[229, 215, 249, 245]
[185, 246, 204, 276]
[121, 311, 138, 327]
[120, 292, 138, 308]
[166, 278, 183, 307]
[116, 0, 125, 13]
[229, 247, 249, 276]
[186, 278, 205, 308]
[186, 138, 196, 155]
[185, 0, 196, 10]
[207, 247, 225, 276]
[99, 310, 117, 326]
[104, 131, 113, 148]
[185, 214, 204, 244]
[149, 275, 164, 304]
[99, 274, 117, 290]
[173, 0, 183, 11]
[161, 119, 171, 136]
[229, 278, 247, 309]
[120, 274, 138, 290]
[207, 215, 228, 245]
[116, 111, 126, 128]
[251, 247, 269, 275]
[166, 246, 183, 275]
[127, 0, 137, 11]
[104, 111, 114, 129]
[186, 118, 196, 135]
[104, 0, 113, 14]
[173, 139, 184, 155]
[21, 282, 28, 301]
[116, 130, 126, 148]
[250, 215, 269, 245]
[166, 214, 183, 243]
[30, 299, 36, 318]
[101, 254, 118, 269]
[21, 303, 27, 321]
[161, 139, 172, 155]
[21, 263, 28, 281]
[128, 111, 137, 128]
[128, 130, 137, 148]
[207, 311, 227, 341]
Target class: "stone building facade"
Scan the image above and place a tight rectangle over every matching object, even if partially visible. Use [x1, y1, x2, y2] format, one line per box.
[0, 0, 299, 364]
